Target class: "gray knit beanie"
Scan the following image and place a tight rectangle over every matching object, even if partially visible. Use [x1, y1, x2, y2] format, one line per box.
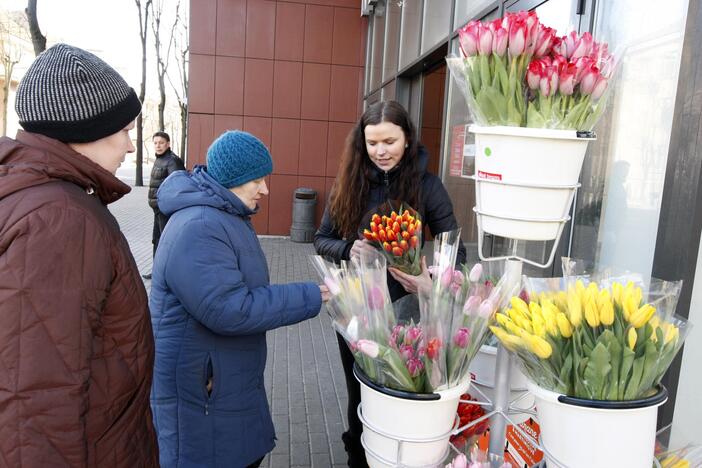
[15, 43, 141, 143]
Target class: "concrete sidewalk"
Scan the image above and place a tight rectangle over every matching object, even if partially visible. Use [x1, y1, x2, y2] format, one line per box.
[110, 185, 349, 468]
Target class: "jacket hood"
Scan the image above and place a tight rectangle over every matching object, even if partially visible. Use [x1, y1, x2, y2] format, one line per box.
[0, 131, 130, 204]
[367, 144, 429, 186]
[157, 165, 256, 217]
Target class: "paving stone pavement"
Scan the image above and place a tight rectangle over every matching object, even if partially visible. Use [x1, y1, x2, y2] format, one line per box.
[110, 185, 349, 468]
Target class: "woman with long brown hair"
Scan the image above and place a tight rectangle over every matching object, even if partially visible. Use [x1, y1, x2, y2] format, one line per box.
[314, 100, 466, 467]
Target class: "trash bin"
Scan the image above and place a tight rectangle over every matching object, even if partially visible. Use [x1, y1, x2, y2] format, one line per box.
[290, 188, 317, 243]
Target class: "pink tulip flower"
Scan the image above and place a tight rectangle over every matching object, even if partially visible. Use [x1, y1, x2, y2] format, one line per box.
[552, 36, 566, 57]
[453, 327, 471, 348]
[468, 263, 483, 282]
[591, 76, 608, 100]
[508, 18, 527, 57]
[357, 339, 379, 358]
[571, 32, 594, 60]
[407, 357, 424, 378]
[399, 344, 414, 361]
[563, 31, 578, 59]
[579, 65, 599, 95]
[492, 28, 508, 57]
[478, 299, 494, 318]
[534, 25, 556, 58]
[527, 60, 543, 90]
[552, 54, 568, 74]
[558, 63, 578, 95]
[458, 21, 479, 57]
[463, 295, 481, 314]
[572, 56, 596, 82]
[478, 24, 493, 56]
[405, 326, 422, 344]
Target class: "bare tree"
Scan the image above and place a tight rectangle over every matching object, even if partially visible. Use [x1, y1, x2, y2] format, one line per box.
[165, 0, 188, 161]
[134, 0, 152, 187]
[0, 12, 28, 136]
[25, 0, 45, 56]
[150, 0, 178, 133]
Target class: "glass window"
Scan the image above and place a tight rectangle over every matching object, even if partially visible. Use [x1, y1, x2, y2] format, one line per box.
[571, 0, 689, 278]
[381, 79, 397, 101]
[369, 1, 387, 92]
[383, 0, 401, 81]
[421, 0, 452, 54]
[441, 7, 499, 263]
[399, 0, 423, 70]
[454, 0, 495, 31]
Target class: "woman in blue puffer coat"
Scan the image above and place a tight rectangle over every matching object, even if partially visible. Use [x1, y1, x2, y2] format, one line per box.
[149, 130, 330, 468]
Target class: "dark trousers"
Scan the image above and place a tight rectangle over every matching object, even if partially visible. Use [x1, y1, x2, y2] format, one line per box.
[152, 211, 169, 257]
[336, 333, 369, 468]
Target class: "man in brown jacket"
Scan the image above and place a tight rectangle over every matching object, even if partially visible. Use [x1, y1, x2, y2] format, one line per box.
[0, 44, 158, 466]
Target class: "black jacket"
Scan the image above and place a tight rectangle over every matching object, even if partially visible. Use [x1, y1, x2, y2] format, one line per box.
[148, 149, 185, 210]
[314, 146, 467, 301]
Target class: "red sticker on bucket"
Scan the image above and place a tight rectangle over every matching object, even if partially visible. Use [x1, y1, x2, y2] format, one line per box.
[477, 170, 502, 181]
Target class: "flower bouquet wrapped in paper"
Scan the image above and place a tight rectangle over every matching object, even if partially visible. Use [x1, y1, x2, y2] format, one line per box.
[446, 10, 618, 130]
[490, 259, 692, 400]
[361, 200, 422, 276]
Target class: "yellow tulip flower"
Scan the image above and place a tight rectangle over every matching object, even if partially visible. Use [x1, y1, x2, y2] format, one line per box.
[664, 323, 679, 345]
[585, 301, 600, 328]
[629, 304, 656, 329]
[490, 326, 523, 352]
[597, 288, 611, 307]
[556, 313, 573, 338]
[532, 314, 546, 338]
[510, 297, 531, 319]
[525, 334, 553, 359]
[627, 327, 637, 350]
[505, 320, 529, 338]
[612, 282, 623, 307]
[622, 295, 638, 321]
[495, 312, 511, 328]
[529, 301, 543, 319]
[567, 292, 583, 327]
[599, 301, 615, 326]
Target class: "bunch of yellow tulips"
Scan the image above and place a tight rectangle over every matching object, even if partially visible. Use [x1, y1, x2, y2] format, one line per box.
[490, 280, 688, 400]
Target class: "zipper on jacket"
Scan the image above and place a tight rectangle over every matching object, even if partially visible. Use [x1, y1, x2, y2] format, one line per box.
[203, 354, 214, 415]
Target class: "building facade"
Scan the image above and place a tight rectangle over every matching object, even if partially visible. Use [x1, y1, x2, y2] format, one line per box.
[187, 0, 367, 234]
[189, 0, 702, 446]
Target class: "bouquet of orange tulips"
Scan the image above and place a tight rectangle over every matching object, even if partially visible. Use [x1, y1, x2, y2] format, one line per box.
[362, 201, 422, 276]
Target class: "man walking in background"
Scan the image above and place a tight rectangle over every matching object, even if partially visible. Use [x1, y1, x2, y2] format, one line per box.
[143, 131, 184, 279]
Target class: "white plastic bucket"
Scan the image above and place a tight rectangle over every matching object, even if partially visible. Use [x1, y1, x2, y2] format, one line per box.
[468, 345, 534, 424]
[469, 125, 594, 241]
[527, 381, 668, 468]
[355, 366, 471, 468]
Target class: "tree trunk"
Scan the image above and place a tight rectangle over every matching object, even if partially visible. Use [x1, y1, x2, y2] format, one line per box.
[1, 63, 12, 136]
[134, 0, 151, 187]
[158, 74, 165, 131]
[25, 0, 46, 56]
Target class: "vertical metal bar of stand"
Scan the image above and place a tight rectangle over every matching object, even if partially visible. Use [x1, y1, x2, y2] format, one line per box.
[488, 344, 512, 459]
[488, 258, 523, 459]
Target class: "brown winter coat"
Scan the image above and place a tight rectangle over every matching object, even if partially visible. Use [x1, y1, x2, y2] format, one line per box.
[0, 131, 158, 467]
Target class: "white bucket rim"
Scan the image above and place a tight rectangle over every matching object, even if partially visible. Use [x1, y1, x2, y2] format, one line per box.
[526, 380, 668, 411]
[354, 363, 471, 402]
[468, 125, 596, 140]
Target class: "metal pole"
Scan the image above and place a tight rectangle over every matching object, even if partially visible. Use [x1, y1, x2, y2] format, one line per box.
[487, 344, 512, 458]
[488, 259, 523, 459]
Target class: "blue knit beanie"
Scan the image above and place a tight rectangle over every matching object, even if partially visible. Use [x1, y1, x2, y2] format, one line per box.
[206, 130, 273, 188]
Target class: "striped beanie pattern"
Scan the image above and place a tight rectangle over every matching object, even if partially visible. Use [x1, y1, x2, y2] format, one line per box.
[15, 43, 141, 143]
